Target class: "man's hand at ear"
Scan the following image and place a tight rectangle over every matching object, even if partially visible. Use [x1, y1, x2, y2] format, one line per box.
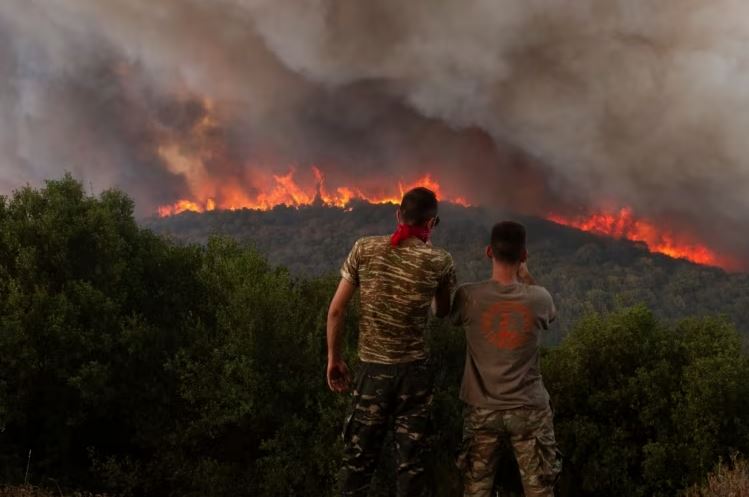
[517, 262, 536, 285]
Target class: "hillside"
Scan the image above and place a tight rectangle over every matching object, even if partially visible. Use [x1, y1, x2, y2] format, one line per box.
[147, 202, 749, 342]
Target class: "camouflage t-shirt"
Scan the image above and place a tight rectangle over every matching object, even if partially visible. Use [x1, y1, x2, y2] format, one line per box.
[341, 235, 456, 364]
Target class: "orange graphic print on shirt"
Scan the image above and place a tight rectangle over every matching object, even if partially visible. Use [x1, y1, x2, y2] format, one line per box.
[480, 301, 534, 350]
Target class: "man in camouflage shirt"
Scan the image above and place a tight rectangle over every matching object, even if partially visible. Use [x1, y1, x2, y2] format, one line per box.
[451, 222, 562, 497]
[326, 187, 457, 497]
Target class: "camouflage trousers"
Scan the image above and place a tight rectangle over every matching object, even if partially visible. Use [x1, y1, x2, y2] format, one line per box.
[458, 405, 562, 497]
[340, 359, 433, 497]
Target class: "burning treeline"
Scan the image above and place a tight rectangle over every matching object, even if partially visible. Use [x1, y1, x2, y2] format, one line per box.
[157, 162, 737, 270]
[156, 168, 469, 217]
[153, 98, 471, 215]
[1, 1, 748, 270]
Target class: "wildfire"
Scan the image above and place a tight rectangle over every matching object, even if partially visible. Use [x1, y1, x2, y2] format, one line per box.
[155, 96, 471, 217]
[547, 208, 735, 269]
[153, 96, 739, 271]
[157, 167, 470, 217]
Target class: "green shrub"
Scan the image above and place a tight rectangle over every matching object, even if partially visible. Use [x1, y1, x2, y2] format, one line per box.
[544, 307, 749, 497]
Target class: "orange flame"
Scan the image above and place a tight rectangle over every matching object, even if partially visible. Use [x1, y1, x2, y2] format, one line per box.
[547, 208, 736, 269]
[157, 166, 470, 217]
[155, 97, 471, 216]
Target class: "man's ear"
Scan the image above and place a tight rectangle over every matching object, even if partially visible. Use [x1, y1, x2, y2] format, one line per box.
[427, 217, 437, 230]
[486, 245, 493, 259]
[521, 248, 528, 263]
[396, 208, 402, 225]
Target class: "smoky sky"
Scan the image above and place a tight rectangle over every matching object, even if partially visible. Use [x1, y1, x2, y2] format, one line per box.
[1, 0, 748, 261]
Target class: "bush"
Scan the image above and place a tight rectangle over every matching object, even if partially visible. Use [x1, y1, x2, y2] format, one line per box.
[544, 307, 749, 497]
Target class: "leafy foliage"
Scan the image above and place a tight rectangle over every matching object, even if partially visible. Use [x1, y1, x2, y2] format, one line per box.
[545, 307, 749, 497]
[1, 177, 748, 497]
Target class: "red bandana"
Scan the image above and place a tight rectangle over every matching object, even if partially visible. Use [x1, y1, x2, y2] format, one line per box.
[390, 224, 431, 247]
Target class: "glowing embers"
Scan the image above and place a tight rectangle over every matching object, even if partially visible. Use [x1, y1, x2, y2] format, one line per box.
[547, 208, 731, 269]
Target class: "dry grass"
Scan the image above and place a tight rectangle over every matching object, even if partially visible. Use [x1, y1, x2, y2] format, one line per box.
[0, 486, 109, 497]
[684, 455, 749, 497]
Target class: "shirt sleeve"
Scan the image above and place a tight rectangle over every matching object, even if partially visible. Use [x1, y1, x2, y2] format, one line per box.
[450, 285, 468, 326]
[340, 239, 362, 286]
[439, 253, 457, 294]
[537, 287, 557, 329]
[549, 295, 557, 323]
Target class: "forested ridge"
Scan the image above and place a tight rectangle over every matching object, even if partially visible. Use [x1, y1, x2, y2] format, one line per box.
[147, 199, 749, 344]
[1, 176, 748, 497]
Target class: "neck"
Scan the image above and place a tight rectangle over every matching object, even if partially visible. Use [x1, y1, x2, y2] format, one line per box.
[491, 262, 519, 285]
[391, 222, 431, 247]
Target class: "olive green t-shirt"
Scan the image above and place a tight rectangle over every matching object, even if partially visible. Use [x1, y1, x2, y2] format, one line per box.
[451, 280, 556, 409]
[341, 235, 456, 364]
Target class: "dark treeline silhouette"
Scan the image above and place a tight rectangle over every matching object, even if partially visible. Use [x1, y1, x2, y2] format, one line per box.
[1, 176, 748, 497]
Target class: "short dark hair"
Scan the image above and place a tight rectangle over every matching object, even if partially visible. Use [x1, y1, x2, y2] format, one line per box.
[399, 187, 438, 225]
[490, 221, 526, 264]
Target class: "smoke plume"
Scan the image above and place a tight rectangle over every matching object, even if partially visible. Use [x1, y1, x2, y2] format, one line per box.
[1, 0, 748, 262]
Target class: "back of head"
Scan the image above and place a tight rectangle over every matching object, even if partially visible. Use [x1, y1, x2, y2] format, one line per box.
[399, 187, 438, 226]
[490, 221, 526, 264]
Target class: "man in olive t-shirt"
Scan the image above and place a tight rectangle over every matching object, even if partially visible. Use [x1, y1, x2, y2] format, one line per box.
[451, 221, 561, 497]
[326, 187, 456, 497]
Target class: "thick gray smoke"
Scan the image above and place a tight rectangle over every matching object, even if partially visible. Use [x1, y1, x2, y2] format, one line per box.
[1, 0, 748, 263]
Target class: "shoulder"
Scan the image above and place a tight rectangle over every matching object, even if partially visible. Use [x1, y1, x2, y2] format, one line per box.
[426, 245, 454, 266]
[526, 284, 554, 304]
[352, 235, 389, 251]
[355, 235, 388, 245]
[428, 245, 452, 258]
[456, 280, 489, 297]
